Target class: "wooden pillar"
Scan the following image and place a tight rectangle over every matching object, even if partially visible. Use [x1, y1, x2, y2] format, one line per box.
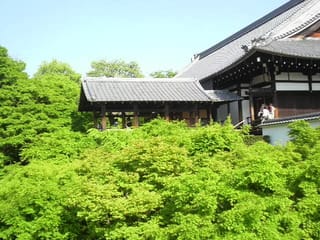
[207, 106, 213, 123]
[133, 104, 139, 128]
[194, 104, 199, 125]
[308, 74, 313, 92]
[101, 105, 107, 130]
[248, 77, 255, 122]
[121, 112, 126, 129]
[164, 103, 170, 121]
[237, 83, 243, 122]
[93, 111, 98, 128]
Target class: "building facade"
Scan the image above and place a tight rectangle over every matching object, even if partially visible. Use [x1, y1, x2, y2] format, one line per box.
[177, 0, 320, 125]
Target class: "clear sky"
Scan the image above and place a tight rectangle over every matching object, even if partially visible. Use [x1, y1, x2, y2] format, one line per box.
[1, 0, 288, 77]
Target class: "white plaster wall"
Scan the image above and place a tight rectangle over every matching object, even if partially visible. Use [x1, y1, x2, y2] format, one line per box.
[276, 72, 289, 81]
[276, 72, 308, 81]
[230, 101, 239, 124]
[289, 72, 308, 81]
[313, 73, 320, 81]
[276, 82, 309, 91]
[252, 74, 268, 86]
[216, 104, 228, 123]
[262, 119, 320, 145]
[312, 83, 320, 91]
[242, 100, 250, 123]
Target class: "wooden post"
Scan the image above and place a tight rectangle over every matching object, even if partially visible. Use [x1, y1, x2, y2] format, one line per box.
[133, 104, 139, 128]
[164, 103, 170, 121]
[101, 105, 107, 130]
[237, 82, 243, 122]
[194, 104, 199, 125]
[248, 78, 255, 122]
[308, 74, 313, 92]
[93, 111, 98, 129]
[207, 106, 213, 123]
[121, 112, 126, 129]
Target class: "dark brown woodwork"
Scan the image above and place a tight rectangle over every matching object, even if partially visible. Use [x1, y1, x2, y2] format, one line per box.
[133, 104, 139, 128]
[101, 105, 107, 130]
[194, 104, 199, 125]
[237, 83, 243, 121]
[164, 103, 170, 121]
[275, 92, 320, 117]
[308, 74, 313, 92]
[121, 112, 126, 128]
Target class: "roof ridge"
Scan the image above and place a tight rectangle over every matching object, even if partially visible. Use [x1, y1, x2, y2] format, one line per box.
[196, 0, 305, 59]
[83, 77, 196, 82]
[271, 0, 320, 40]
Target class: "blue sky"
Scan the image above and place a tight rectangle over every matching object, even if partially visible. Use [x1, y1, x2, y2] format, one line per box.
[1, 0, 288, 77]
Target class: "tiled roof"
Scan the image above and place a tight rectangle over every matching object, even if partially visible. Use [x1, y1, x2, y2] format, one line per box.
[255, 39, 320, 59]
[204, 90, 242, 102]
[80, 77, 241, 104]
[177, 0, 320, 81]
[260, 112, 320, 126]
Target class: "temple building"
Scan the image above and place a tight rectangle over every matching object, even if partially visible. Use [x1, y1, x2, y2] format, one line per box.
[79, 0, 320, 130]
[79, 78, 240, 129]
[177, 0, 320, 125]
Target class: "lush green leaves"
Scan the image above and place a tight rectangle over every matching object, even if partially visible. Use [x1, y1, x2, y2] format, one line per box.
[87, 59, 144, 78]
[34, 60, 81, 83]
[150, 70, 177, 78]
[0, 45, 319, 238]
[1, 119, 320, 239]
[0, 46, 28, 87]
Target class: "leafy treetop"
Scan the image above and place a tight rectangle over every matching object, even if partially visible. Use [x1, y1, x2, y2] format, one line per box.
[150, 70, 177, 78]
[34, 60, 81, 83]
[0, 46, 28, 87]
[87, 59, 144, 78]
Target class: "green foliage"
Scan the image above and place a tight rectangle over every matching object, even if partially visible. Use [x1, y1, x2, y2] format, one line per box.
[0, 63, 319, 240]
[21, 128, 96, 162]
[288, 120, 320, 159]
[0, 75, 80, 163]
[0, 161, 81, 239]
[189, 119, 244, 156]
[150, 70, 177, 78]
[34, 60, 81, 83]
[87, 59, 144, 78]
[0, 60, 92, 164]
[0, 46, 28, 87]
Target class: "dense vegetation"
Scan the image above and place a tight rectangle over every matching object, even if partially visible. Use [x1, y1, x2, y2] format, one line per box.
[0, 46, 320, 239]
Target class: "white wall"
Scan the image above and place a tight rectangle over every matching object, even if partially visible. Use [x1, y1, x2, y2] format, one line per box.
[216, 104, 229, 123]
[242, 100, 250, 123]
[262, 119, 320, 145]
[230, 101, 239, 124]
[276, 82, 309, 91]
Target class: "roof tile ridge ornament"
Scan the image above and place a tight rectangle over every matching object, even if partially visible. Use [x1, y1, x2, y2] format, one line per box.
[175, 55, 200, 78]
[241, 32, 273, 53]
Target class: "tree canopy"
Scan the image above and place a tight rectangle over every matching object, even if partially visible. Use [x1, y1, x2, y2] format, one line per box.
[0, 46, 28, 87]
[34, 60, 81, 83]
[87, 59, 144, 78]
[150, 70, 177, 78]
[0, 45, 320, 239]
